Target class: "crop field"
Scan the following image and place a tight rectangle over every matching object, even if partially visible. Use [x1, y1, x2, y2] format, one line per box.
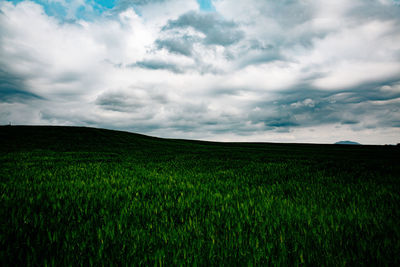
[1, 126, 399, 266]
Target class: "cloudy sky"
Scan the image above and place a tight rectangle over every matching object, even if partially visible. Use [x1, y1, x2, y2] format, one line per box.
[1, 0, 400, 144]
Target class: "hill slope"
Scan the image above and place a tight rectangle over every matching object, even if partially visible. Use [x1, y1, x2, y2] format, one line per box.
[0, 125, 394, 160]
[335, 140, 361, 145]
[1, 126, 399, 266]
[0, 125, 167, 152]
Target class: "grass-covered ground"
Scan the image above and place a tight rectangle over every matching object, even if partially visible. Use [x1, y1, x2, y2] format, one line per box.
[1, 125, 399, 266]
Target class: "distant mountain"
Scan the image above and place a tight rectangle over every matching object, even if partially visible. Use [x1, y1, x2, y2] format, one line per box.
[335, 141, 361, 145]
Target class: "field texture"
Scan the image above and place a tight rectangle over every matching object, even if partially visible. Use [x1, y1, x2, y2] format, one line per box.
[1, 126, 399, 266]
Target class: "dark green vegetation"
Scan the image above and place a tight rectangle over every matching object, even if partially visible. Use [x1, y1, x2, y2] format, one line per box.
[1, 126, 399, 266]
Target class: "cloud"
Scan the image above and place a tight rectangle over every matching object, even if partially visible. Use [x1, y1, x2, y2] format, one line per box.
[0, 67, 42, 103]
[95, 91, 143, 112]
[118, 0, 167, 5]
[95, 87, 168, 113]
[129, 59, 184, 73]
[112, 0, 198, 25]
[1, 0, 400, 144]
[288, 19, 400, 91]
[248, 79, 400, 134]
[155, 38, 195, 57]
[162, 11, 244, 46]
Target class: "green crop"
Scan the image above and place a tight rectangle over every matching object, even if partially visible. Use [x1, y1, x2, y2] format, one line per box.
[1, 126, 399, 266]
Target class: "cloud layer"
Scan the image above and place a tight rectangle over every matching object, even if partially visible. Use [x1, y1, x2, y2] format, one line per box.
[1, 0, 400, 144]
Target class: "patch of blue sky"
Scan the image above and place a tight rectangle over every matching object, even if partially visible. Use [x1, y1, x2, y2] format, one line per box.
[43, 1, 68, 18]
[5, 0, 23, 4]
[89, 0, 117, 18]
[92, 0, 116, 9]
[5, 0, 66, 18]
[197, 0, 215, 12]
[4, 0, 116, 21]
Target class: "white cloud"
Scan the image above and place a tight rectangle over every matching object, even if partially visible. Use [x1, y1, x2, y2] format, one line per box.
[288, 19, 400, 90]
[312, 61, 400, 90]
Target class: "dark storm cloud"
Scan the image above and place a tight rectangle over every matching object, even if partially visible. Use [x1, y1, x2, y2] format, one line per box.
[235, 41, 283, 67]
[95, 89, 169, 113]
[95, 90, 152, 113]
[0, 88, 41, 103]
[392, 121, 400, 127]
[129, 59, 183, 73]
[264, 116, 299, 128]
[95, 92, 139, 112]
[348, 0, 400, 22]
[0, 68, 42, 103]
[249, 79, 400, 131]
[249, 100, 338, 131]
[161, 11, 244, 46]
[155, 38, 195, 57]
[158, 102, 253, 135]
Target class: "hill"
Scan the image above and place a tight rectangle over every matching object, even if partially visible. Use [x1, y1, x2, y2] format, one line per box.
[335, 140, 361, 145]
[1, 125, 400, 266]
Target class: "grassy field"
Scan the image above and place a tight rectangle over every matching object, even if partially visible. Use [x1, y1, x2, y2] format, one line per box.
[1, 126, 399, 266]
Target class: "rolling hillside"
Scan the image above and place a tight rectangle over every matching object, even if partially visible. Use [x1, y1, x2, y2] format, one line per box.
[1, 126, 399, 265]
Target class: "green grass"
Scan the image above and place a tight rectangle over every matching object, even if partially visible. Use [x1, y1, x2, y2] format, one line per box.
[1, 125, 399, 266]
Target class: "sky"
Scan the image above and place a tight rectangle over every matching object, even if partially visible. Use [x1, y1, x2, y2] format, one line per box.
[0, 0, 399, 144]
